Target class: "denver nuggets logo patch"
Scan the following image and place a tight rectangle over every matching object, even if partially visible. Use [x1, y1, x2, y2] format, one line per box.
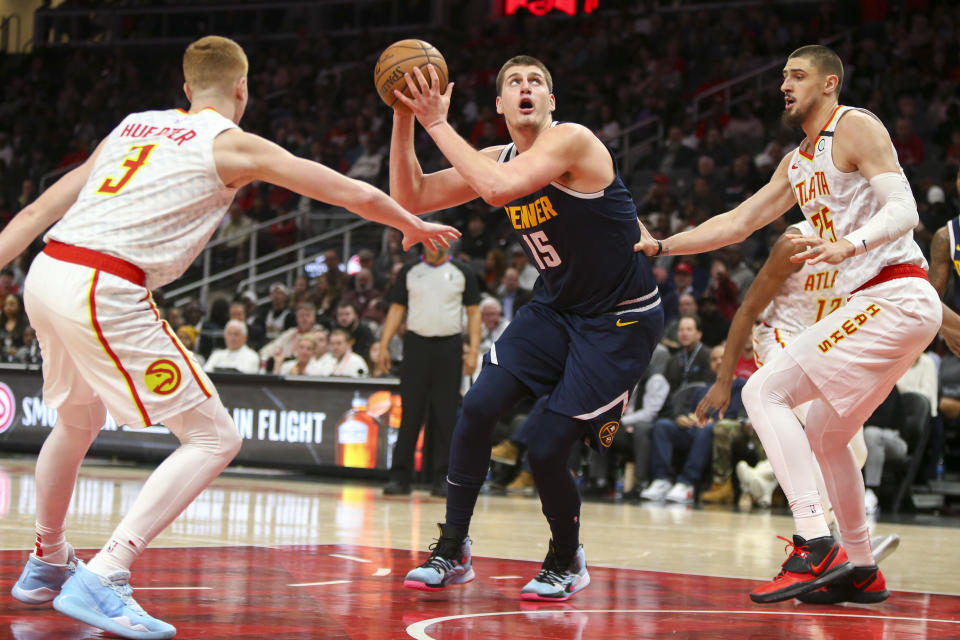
[145, 359, 181, 395]
[598, 421, 620, 448]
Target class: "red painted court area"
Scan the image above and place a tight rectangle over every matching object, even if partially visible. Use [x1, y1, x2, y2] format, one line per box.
[3, 545, 959, 639]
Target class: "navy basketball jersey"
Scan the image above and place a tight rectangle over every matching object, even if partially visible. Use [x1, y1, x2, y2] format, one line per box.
[497, 123, 659, 315]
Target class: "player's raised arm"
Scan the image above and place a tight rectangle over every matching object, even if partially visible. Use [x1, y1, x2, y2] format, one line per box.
[389, 107, 495, 214]
[636, 152, 797, 257]
[0, 140, 105, 268]
[695, 232, 803, 422]
[396, 65, 588, 208]
[213, 129, 459, 251]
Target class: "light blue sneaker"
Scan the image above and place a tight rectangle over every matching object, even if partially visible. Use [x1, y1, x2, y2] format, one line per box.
[520, 542, 590, 601]
[11, 545, 76, 604]
[403, 523, 475, 591]
[52, 561, 176, 640]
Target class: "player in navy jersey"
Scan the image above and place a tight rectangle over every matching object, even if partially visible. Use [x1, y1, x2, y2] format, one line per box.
[389, 56, 663, 600]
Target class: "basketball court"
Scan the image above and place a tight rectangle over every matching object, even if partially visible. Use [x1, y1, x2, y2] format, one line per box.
[1, 455, 958, 638]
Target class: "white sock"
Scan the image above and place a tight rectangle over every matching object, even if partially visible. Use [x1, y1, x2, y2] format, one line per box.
[87, 525, 146, 577]
[34, 522, 68, 564]
[790, 493, 831, 541]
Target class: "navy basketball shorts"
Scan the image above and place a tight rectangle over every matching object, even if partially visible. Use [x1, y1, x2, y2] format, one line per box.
[485, 300, 663, 452]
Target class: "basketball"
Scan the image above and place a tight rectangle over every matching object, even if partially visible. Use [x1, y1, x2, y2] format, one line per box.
[374, 39, 448, 109]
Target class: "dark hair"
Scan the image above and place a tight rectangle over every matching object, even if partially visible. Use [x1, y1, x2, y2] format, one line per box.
[678, 313, 702, 332]
[496, 55, 553, 96]
[788, 45, 844, 96]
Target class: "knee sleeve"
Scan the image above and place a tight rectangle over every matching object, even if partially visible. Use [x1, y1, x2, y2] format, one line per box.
[164, 397, 242, 461]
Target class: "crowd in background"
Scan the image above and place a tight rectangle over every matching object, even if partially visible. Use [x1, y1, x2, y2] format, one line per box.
[1, 0, 959, 507]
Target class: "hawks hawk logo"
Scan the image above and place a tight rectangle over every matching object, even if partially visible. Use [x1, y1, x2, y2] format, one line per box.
[598, 421, 620, 448]
[144, 359, 181, 395]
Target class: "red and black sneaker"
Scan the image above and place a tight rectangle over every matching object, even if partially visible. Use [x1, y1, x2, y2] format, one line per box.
[750, 535, 853, 603]
[796, 564, 889, 604]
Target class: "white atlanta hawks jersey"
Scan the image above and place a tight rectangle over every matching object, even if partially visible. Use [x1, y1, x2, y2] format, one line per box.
[759, 221, 844, 334]
[785, 105, 925, 295]
[46, 107, 239, 289]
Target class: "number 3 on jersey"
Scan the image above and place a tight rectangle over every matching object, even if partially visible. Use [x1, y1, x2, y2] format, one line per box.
[96, 143, 157, 195]
[522, 230, 561, 269]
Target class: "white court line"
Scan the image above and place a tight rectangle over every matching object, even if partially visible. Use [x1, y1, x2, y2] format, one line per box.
[136, 587, 212, 591]
[373, 568, 391, 577]
[289, 580, 352, 587]
[329, 553, 371, 563]
[405, 609, 960, 640]
[488, 576, 523, 580]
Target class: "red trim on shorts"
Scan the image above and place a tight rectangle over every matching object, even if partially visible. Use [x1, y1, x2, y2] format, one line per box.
[88, 271, 151, 426]
[149, 296, 212, 400]
[850, 264, 928, 296]
[45, 240, 146, 286]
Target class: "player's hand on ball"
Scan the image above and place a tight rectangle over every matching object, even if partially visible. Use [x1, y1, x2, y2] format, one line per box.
[401, 218, 461, 252]
[394, 64, 454, 131]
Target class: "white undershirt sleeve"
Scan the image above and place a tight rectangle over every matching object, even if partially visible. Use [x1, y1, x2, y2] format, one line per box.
[842, 171, 918, 255]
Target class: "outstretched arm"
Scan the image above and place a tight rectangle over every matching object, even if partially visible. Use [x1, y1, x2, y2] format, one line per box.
[636, 152, 797, 257]
[695, 232, 803, 422]
[395, 65, 599, 207]
[214, 129, 459, 251]
[0, 140, 104, 267]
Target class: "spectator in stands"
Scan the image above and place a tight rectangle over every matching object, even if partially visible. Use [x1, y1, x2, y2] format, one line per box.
[696, 294, 731, 349]
[213, 203, 255, 267]
[661, 293, 698, 351]
[893, 117, 924, 169]
[229, 300, 264, 351]
[642, 343, 737, 504]
[260, 302, 325, 367]
[496, 266, 532, 322]
[720, 243, 756, 303]
[315, 328, 368, 377]
[204, 320, 260, 374]
[0, 268, 19, 297]
[290, 275, 311, 308]
[276, 333, 325, 376]
[323, 248, 349, 298]
[703, 257, 740, 321]
[0, 293, 27, 360]
[12, 325, 40, 366]
[658, 126, 698, 174]
[508, 244, 539, 291]
[340, 268, 382, 324]
[483, 247, 507, 293]
[334, 300, 374, 358]
[254, 282, 296, 342]
[310, 273, 339, 323]
[672, 261, 696, 299]
[456, 210, 494, 266]
[175, 325, 203, 366]
[196, 297, 230, 360]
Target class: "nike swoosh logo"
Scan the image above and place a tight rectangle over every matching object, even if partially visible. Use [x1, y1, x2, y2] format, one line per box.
[616, 319, 639, 327]
[852, 575, 873, 589]
[810, 550, 835, 574]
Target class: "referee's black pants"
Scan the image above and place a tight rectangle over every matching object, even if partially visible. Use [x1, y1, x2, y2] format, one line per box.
[389, 332, 462, 485]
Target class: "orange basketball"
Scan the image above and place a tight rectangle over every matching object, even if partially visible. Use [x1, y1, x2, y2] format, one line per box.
[374, 39, 448, 109]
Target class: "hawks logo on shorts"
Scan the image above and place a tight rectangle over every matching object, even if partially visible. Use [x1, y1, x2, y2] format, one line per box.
[598, 421, 619, 448]
[144, 359, 181, 395]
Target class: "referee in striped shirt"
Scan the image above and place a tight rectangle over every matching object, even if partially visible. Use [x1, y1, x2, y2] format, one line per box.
[380, 243, 481, 496]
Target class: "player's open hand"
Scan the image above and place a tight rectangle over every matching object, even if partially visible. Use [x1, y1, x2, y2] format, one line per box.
[633, 218, 661, 256]
[394, 64, 454, 132]
[787, 234, 855, 265]
[402, 218, 460, 252]
[695, 382, 729, 426]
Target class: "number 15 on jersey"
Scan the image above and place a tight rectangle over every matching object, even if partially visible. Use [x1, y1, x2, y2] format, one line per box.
[522, 230, 562, 269]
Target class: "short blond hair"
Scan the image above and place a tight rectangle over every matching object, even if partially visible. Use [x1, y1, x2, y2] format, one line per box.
[183, 35, 248, 94]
